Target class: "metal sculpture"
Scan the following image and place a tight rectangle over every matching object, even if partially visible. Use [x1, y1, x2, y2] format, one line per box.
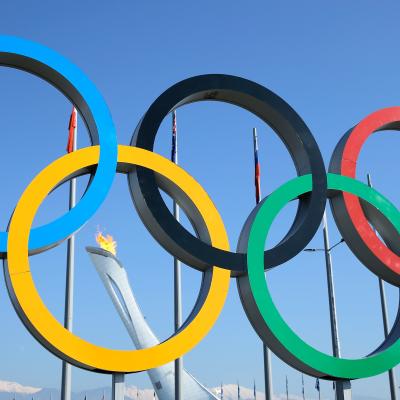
[1, 35, 400, 384]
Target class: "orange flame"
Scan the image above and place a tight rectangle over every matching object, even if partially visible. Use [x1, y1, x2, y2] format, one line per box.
[95, 229, 117, 256]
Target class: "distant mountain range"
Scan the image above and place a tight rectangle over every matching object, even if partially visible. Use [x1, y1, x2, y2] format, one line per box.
[0, 379, 383, 400]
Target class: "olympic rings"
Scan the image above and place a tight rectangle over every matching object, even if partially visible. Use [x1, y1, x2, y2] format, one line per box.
[238, 173, 400, 379]
[329, 107, 400, 285]
[5, 145, 230, 373]
[0, 36, 118, 255]
[130, 74, 327, 276]
[2, 36, 400, 380]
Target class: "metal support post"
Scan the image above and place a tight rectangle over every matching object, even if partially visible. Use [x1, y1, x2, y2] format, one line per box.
[172, 111, 182, 400]
[322, 211, 351, 400]
[367, 174, 397, 400]
[112, 373, 125, 400]
[61, 112, 77, 400]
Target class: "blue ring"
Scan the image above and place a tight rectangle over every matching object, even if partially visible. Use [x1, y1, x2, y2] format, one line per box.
[0, 36, 117, 253]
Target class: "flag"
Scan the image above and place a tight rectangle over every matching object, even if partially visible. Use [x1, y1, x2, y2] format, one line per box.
[253, 128, 261, 204]
[171, 110, 177, 163]
[253, 380, 256, 399]
[315, 378, 320, 391]
[67, 106, 77, 153]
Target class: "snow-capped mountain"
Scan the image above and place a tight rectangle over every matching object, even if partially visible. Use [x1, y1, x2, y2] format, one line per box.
[0, 382, 40, 395]
[0, 379, 382, 400]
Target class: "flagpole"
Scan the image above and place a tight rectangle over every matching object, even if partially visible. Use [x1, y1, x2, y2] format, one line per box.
[367, 173, 398, 400]
[253, 128, 273, 400]
[286, 376, 289, 400]
[61, 107, 77, 400]
[172, 110, 183, 400]
[317, 379, 321, 400]
[301, 374, 305, 400]
[322, 211, 352, 400]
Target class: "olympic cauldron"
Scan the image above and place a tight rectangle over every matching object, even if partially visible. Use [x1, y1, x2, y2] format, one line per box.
[1, 36, 400, 382]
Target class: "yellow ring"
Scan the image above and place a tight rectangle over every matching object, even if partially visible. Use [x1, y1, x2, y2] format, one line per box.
[6, 145, 231, 372]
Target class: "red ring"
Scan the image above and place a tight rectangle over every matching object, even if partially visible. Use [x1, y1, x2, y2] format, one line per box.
[341, 107, 400, 274]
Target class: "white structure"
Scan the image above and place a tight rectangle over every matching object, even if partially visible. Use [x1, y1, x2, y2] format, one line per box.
[86, 247, 219, 400]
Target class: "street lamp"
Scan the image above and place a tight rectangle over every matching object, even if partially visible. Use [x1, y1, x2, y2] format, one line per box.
[303, 238, 345, 253]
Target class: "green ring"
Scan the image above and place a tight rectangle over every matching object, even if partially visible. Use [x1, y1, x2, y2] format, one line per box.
[247, 173, 400, 379]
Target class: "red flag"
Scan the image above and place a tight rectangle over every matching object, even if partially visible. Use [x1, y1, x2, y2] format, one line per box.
[171, 110, 177, 162]
[253, 128, 261, 204]
[66, 107, 77, 153]
[255, 162, 261, 204]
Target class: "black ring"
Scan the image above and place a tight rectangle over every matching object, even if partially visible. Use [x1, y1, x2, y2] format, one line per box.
[128, 74, 327, 276]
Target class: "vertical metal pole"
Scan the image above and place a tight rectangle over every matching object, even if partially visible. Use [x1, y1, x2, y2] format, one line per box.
[61, 114, 77, 400]
[322, 211, 352, 400]
[253, 128, 273, 400]
[263, 346, 273, 400]
[174, 199, 183, 400]
[112, 373, 125, 400]
[367, 174, 398, 400]
[285, 376, 289, 400]
[172, 111, 183, 400]
[323, 211, 341, 357]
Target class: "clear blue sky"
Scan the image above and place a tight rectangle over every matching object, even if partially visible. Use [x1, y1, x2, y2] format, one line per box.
[1, 1, 400, 399]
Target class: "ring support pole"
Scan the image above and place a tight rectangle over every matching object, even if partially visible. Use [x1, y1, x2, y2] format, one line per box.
[367, 173, 398, 400]
[112, 373, 125, 400]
